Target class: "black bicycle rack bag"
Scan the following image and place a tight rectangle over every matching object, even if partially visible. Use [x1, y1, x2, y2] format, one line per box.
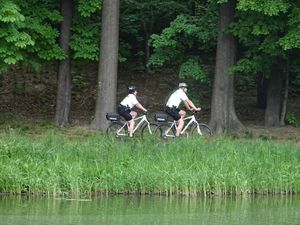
[154, 112, 168, 122]
[106, 112, 120, 121]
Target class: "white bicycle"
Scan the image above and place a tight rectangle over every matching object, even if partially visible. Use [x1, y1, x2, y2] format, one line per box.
[154, 112, 212, 138]
[106, 112, 160, 138]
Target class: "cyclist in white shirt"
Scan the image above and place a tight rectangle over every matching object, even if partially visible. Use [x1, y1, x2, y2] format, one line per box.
[165, 83, 201, 136]
[118, 86, 147, 137]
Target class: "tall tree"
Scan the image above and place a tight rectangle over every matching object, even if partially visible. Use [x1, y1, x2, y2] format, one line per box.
[91, 0, 120, 131]
[209, 0, 244, 134]
[55, 0, 73, 126]
[231, 0, 300, 126]
[265, 63, 283, 126]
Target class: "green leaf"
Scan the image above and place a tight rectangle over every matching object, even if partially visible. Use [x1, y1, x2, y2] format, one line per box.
[0, 1, 25, 23]
[4, 57, 17, 64]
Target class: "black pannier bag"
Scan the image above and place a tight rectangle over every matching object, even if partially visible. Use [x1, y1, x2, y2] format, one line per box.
[154, 112, 168, 122]
[106, 112, 120, 121]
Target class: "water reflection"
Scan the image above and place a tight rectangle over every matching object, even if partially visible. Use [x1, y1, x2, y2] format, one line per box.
[0, 195, 299, 225]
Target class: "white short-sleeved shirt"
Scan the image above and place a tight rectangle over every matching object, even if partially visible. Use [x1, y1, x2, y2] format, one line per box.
[120, 94, 139, 109]
[166, 89, 188, 108]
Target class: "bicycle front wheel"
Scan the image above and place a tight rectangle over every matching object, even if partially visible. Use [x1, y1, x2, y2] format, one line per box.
[141, 123, 161, 138]
[106, 122, 127, 137]
[191, 123, 212, 137]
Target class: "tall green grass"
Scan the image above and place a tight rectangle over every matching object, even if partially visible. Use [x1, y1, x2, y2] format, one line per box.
[0, 129, 299, 197]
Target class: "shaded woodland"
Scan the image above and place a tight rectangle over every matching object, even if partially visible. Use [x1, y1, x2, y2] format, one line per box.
[0, 0, 299, 133]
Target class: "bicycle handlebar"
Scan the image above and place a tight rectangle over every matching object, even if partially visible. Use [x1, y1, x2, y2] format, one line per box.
[189, 109, 201, 114]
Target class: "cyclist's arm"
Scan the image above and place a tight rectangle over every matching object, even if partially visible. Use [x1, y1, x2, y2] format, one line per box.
[135, 103, 147, 112]
[184, 99, 201, 111]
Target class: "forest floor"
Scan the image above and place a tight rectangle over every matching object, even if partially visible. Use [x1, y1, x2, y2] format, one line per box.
[0, 63, 299, 142]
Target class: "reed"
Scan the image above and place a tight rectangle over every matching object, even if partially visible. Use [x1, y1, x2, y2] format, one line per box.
[0, 129, 299, 197]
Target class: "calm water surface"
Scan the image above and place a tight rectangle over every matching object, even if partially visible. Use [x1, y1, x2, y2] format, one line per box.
[0, 195, 299, 225]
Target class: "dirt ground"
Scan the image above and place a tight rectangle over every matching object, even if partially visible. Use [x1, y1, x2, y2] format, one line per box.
[0, 63, 299, 142]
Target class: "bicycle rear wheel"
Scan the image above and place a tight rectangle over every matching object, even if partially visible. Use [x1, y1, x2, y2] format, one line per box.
[191, 123, 212, 137]
[106, 122, 127, 137]
[141, 123, 161, 138]
[158, 123, 176, 139]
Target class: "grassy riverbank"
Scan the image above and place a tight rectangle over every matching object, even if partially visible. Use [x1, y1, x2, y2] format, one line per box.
[0, 128, 299, 197]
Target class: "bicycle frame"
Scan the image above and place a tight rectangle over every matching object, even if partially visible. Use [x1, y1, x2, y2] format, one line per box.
[116, 114, 150, 136]
[164, 115, 202, 137]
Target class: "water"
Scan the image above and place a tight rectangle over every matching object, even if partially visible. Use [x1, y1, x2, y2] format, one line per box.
[0, 195, 299, 225]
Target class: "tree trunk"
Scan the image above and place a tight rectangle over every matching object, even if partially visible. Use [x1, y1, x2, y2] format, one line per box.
[280, 58, 289, 126]
[209, 0, 244, 134]
[55, 0, 73, 126]
[90, 0, 120, 131]
[256, 75, 268, 109]
[142, 21, 149, 68]
[265, 67, 283, 126]
[142, 19, 153, 73]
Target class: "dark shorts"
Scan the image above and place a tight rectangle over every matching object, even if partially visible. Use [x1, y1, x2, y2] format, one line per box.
[117, 105, 132, 121]
[165, 106, 181, 121]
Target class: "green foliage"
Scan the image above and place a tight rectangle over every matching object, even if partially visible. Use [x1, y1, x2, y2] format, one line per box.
[230, 55, 273, 76]
[285, 111, 299, 127]
[0, 1, 25, 23]
[120, 0, 191, 63]
[149, 5, 218, 67]
[78, 0, 102, 17]
[148, 1, 218, 89]
[179, 58, 210, 85]
[70, 13, 100, 61]
[0, 0, 65, 72]
[0, 1, 32, 70]
[278, 6, 300, 50]
[230, 0, 300, 95]
[70, 1, 103, 61]
[237, 0, 290, 16]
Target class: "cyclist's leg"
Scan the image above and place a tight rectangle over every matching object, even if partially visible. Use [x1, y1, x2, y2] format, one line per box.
[176, 110, 186, 136]
[165, 106, 182, 137]
[128, 111, 137, 137]
[118, 105, 133, 137]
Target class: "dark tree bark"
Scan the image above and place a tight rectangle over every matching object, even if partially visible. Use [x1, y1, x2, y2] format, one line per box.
[265, 66, 283, 126]
[91, 0, 120, 131]
[280, 58, 289, 126]
[209, 0, 244, 134]
[256, 75, 268, 109]
[55, 0, 73, 126]
[142, 19, 153, 72]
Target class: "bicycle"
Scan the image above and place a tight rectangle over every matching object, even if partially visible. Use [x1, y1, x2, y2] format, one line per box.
[154, 112, 212, 139]
[106, 112, 161, 138]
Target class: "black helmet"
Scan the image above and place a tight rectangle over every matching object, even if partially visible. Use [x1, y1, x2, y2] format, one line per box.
[127, 85, 137, 94]
[178, 82, 188, 88]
